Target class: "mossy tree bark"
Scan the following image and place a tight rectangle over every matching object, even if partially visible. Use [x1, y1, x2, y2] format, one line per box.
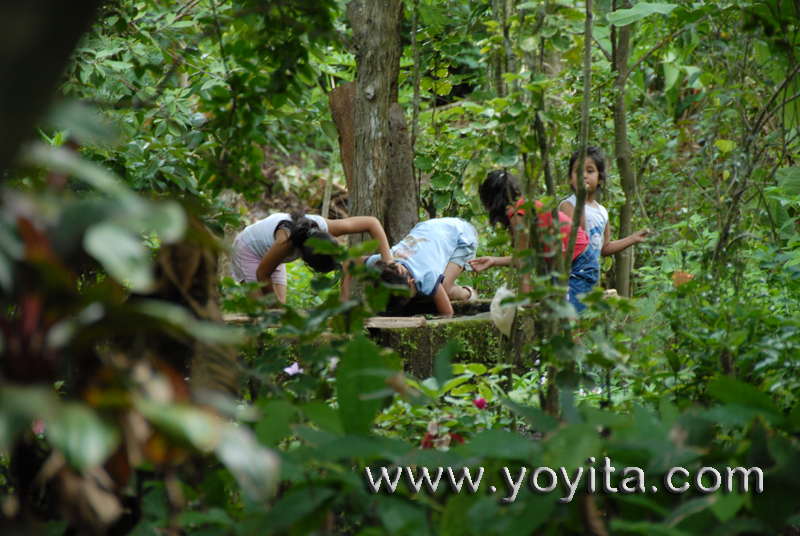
[340, 1, 417, 247]
[346, 0, 410, 247]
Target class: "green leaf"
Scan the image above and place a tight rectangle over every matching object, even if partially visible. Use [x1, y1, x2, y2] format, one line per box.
[505, 495, 557, 536]
[435, 81, 453, 96]
[348, 239, 379, 258]
[663, 63, 681, 92]
[255, 400, 295, 447]
[215, 425, 281, 501]
[434, 340, 460, 389]
[414, 155, 435, 172]
[501, 398, 559, 432]
[607, 3, 678, 26]
[714, 139, 735, 154]
[137, 400, 219, 450]
[46, 403, 119, 470]
[260, 487, 336, 532]
[84, 222, 154, 291]
[454, 429, 538, 460]
[299, 402, 344, 435]
[710, 489, 744, 522]
[706, 377, 778, 414]
[336, 337, 388, 435]
[461, 157, 483, 196]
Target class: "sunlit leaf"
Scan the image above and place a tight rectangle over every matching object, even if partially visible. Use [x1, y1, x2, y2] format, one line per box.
[46, 403, 120, 470]
[607, 2, 678, 26]
[215, 425, 281, 501]
[84, 222, 154, 291]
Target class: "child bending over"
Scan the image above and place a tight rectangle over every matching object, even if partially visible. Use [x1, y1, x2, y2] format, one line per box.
[469, 170, 597, 313]
[231, 211, 394, 303]
[559, 146, 650, 283]
[342, 218, 479, 317]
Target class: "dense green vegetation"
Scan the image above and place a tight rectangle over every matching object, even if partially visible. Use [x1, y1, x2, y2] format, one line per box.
[4, 1, 800, 535]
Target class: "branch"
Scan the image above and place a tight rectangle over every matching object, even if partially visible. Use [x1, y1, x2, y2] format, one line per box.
[626, 27, 687, 79]
[593, 36, 611, 62]
[752, 61, 800, 138]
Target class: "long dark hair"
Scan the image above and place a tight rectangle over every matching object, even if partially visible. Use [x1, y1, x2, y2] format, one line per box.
[568, 145, 607, 193]
[286, 211, 341, 273]
[374, 260, 412, 314]
[479, 170, 521, 228]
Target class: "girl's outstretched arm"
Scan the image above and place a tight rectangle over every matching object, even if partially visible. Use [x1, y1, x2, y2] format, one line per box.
[468, 256, 512, 271]
[255, 228, 294, 298]
[327, 216, 394, 263]
[600, 222, 650, 256]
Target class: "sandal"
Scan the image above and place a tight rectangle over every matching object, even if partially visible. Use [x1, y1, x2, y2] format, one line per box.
[464, 286, 478, 301]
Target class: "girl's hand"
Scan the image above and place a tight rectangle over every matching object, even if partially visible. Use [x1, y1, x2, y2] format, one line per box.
[632, 228, 651, 243]
[468, 257, 494, 272]
[393, 262, 408, 276]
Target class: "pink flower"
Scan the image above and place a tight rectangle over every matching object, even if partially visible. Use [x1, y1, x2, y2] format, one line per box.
[473, 398, 487, 410]
[32, 420, 45, 435]
[283, 362, 304, 376]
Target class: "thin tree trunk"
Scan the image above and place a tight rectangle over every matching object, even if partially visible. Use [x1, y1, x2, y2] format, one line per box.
[564, 0, 593, 266]
[612, 2, 635, 297]
[492, 0, 506, 97]
[412, 0, 420, 152]
[346, 0, 400, 243]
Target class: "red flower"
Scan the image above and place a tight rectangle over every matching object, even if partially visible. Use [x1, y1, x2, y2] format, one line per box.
[449, 433, 465, 445]
[421, 432, 435, 450]
[473, 398, 487, 410]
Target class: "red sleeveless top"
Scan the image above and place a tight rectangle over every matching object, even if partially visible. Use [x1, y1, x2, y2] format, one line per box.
[509, 198, 589, 260]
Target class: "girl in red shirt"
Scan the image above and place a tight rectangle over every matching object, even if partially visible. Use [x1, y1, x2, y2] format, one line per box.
[469, 170, 597, 313]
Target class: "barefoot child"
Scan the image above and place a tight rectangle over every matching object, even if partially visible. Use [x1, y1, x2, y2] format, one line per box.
[231, 211, 394, 303]
[341, 218, 479, 317]
[468, 170, 596, 313]
[558, 146, 650, 290]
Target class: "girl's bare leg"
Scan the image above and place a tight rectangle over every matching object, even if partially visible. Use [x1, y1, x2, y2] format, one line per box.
[442, 262, 471, 301]
[273, 283, 287, 304]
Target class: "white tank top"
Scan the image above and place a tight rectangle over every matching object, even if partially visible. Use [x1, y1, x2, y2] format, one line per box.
[239, 213, 328, 262]
[562, 194, 608, 264]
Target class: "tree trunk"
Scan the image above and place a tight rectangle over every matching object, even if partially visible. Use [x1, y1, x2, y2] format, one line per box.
[329, 82, 357, 192]
[564, 0, 593, 266]
[612, 4, 635, 297]
[385, 103, 419, 244]
[346, 0, 401, 244]
[0, 0, 104, 174]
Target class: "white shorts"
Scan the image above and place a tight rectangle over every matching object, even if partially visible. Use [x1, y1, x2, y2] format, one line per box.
[230, 234, 288, 286]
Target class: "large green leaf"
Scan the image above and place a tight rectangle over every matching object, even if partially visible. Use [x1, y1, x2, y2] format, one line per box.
[607, 3, 678, 26]
[46, 403, 120, 470]
[335, 337, 389, 435]
[84, 222, 154, 291]
[299, 402, 344, 435]
[136, 400, 219, 450]
[215, 425, 281, 501]
[769, 167, 800, 239]
[259, 487, 336, 533]
[706, 377, 778, 415]
[255, 400, 295, 447]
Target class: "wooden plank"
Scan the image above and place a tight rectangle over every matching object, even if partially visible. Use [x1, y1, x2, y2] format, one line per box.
[364, 317, 426, 329]
[222, 313, 255, 324]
